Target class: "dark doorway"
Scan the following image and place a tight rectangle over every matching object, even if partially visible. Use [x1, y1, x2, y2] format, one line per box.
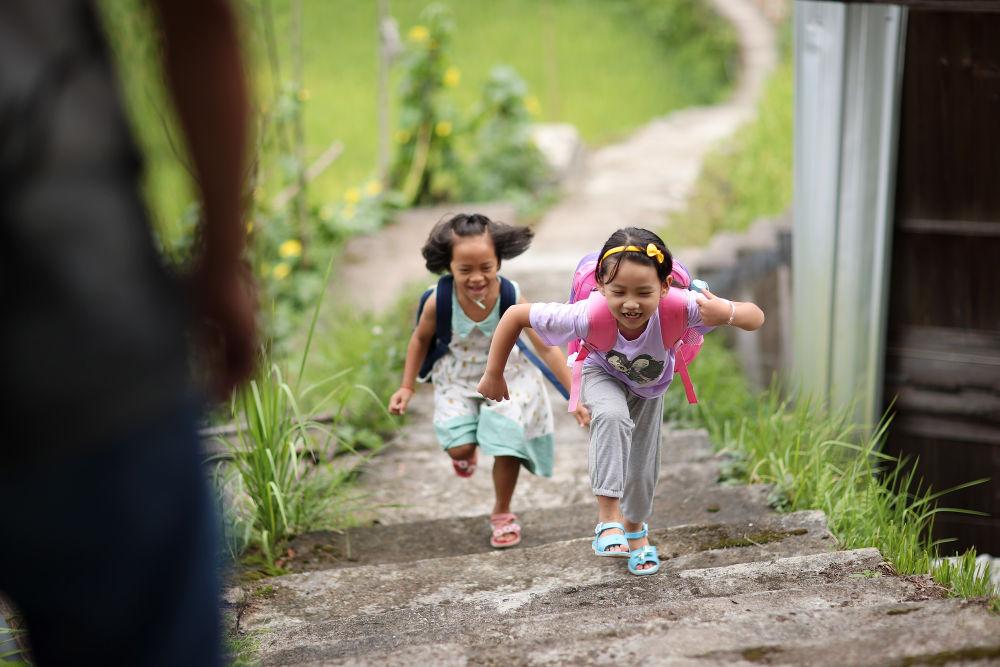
[883, 11, 1000, 554]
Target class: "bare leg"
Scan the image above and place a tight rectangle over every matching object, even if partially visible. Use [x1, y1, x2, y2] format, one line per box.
[491, 456, 521, 545]
[446, 443, 476, 462]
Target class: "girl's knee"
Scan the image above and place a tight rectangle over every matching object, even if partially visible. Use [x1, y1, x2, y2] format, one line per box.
[590, 405, 632, 430]
[446, 443, 476, 460]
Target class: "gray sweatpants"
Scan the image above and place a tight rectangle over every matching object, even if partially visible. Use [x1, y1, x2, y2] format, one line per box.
[582, 367, 663, 524]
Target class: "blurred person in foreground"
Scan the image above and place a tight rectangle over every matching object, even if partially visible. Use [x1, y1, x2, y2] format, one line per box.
[0, 0, 255, 663]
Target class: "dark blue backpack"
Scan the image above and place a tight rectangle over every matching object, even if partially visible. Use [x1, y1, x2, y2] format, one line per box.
[416, 275, 569, 399]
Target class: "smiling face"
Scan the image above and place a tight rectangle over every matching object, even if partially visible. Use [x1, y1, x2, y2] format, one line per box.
[449, 233, 499, 304]
[599, 258, 671, 335]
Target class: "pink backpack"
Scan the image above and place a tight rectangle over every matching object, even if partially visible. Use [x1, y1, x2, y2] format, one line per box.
[566, 252, 704, 412]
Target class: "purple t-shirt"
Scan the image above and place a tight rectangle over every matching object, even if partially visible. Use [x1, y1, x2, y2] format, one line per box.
[529, 295, 712, 399]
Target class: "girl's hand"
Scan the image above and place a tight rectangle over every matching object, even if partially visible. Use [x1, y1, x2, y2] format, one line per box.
[477, 371, 510, 402]
[388, 387, 414, 415]
[695, 288, 731, 327]
[573, 404, 592, 428]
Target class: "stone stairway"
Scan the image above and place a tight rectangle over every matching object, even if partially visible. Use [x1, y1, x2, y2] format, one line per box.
[233, 0, 1000, 662]
[228, 428, 1000, 666]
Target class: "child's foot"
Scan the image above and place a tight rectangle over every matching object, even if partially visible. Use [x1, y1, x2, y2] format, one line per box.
[625, 523, 659, 574]
[592, 522, 629, 556]
[451, 448, 478, 478]
[489, 513, 522, 548]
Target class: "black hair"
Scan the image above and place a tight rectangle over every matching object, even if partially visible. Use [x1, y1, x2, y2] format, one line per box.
[421, 213, 533, 274]
[595, 227, 673, 285]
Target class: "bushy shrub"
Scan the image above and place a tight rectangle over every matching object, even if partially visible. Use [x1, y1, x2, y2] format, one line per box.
[461, 65, 547, 202]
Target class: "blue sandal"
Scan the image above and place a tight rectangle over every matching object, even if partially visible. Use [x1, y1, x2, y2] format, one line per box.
[626, 523, 661, 576]
[592, 522, 629, 558]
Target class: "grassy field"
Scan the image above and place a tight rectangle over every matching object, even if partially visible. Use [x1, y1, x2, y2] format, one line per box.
[100, 0, 735, 241]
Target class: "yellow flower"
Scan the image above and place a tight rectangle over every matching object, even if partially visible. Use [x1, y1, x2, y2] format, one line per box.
[435, 120, 453, 138]
[272, 263, 291, 280]
[395, 129, 412, 144]
[278, 239, 302, 258]
[344, 188, 361, 205]
[443, 66, 461, 88]
[524, 95, 541, 117]
[343, 205, 356, 220]
[297, 88, 311, 102]
[246, 221, 254, 235]
[408, 25, 429, 43]
[364, 180, 383, 197]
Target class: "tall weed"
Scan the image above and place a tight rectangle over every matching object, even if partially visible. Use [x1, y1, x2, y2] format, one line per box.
[217, 258, 396, 569]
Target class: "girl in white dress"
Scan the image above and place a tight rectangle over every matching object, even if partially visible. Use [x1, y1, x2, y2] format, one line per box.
[389, 213, 589, 547]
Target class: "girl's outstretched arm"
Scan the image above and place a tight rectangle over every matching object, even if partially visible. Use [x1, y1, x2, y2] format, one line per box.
[388, 295, 436, 415]
[695, 289, 765, 331]
[518, 297, 591, 427]
[478, 303, 532, 401]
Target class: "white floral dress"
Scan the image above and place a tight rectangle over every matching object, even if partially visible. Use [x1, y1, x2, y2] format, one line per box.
[429, 278, 555, 477]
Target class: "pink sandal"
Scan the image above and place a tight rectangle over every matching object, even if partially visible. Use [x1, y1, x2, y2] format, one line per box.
[451, 449, 478, 478]
[489, 512, 522, 548]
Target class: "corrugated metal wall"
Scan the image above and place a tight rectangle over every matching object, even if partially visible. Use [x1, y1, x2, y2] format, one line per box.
[792, 2, 907, 426]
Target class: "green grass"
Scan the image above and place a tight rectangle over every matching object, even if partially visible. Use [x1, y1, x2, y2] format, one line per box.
[99, 0, 735, 242]
[664, 25, 792, 248]
[669, 337, 997, 603]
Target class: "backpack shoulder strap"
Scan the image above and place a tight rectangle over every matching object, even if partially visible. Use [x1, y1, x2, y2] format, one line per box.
[498, 276, 517, 313]
[416, 275, 454, 382]
[582, 291, 618, 352]
[658, 287, 690, 347]
[659, 287, 698, 404]
[568, 291, 618, 412]
[417, 287, 434, 325]
[434, 274, 454, 346]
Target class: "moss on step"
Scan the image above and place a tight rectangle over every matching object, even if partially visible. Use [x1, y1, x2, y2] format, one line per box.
[699, 527, 807, 551]
[895, 644, 1000, 666]
[741, 645, 784, 663]
[885, 606, 921, 616]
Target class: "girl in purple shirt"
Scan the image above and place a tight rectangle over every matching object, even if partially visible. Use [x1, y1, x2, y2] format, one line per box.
[479, 227, 764, 575]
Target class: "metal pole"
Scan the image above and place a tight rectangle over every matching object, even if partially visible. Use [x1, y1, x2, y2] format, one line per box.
[377, 0, 391, 184]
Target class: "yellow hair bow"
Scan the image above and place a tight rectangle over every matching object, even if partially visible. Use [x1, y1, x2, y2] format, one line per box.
[600, 243, 664, 265]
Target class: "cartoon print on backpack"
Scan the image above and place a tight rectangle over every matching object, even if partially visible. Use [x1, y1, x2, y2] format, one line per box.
[606, 350, 665, 384]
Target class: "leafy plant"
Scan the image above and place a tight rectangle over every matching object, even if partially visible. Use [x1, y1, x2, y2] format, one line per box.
[389, 4, 463, 205]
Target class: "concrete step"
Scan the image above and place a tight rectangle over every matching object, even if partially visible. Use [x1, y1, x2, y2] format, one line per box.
[323, 592, 1000, 667]
[235, 512, 839, 663]
[353, 383, 722, 526]
[285, 474, 775, 573]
